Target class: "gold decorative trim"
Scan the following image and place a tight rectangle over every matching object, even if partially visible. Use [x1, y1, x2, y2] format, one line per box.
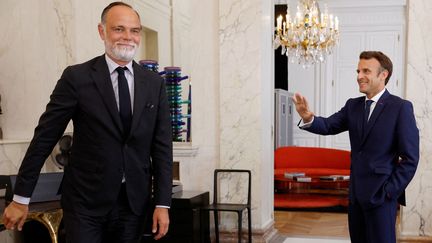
[1, 206, 62, 243]
[27, 209, 63, 243]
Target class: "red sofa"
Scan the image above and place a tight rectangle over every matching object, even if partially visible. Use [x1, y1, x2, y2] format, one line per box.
[274, 146, 351, 209]
[275, 146, 351, 178]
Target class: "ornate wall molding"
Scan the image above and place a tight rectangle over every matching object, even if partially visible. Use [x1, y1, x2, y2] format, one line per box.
[173, 142, 199, 158]
[134, 0, 171, 19]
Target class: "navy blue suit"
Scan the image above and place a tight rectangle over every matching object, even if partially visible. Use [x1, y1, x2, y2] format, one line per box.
[303, 90, 419, 243]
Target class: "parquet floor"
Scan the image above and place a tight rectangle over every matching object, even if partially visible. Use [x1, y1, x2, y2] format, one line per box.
[274, 210, 350, 239]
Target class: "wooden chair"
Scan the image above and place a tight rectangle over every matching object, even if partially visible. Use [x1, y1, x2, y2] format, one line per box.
[200, 169, 252, 243]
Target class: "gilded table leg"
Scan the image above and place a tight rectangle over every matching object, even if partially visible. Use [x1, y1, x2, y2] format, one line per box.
[28, 209, 63, 243]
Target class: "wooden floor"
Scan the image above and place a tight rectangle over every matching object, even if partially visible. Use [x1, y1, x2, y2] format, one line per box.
[274, 210, 350, 239]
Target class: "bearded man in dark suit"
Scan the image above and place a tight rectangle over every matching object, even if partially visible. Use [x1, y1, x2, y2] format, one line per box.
[2, 2, 173, 243]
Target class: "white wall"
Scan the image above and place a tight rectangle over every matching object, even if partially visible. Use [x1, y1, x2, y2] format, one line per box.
[402, 0, 432, 237]
[218, 0, 274, 232]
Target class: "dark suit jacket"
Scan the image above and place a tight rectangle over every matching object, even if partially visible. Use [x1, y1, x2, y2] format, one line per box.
[303, 90, 419, 209]
[14, 54, 173, 216]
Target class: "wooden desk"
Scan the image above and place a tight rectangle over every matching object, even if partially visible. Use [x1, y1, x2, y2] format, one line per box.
[0, 199, 62, 243]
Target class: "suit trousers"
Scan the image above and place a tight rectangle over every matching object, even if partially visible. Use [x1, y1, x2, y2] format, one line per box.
[63, 184, 147, 243]
[348, 197, 398, 243]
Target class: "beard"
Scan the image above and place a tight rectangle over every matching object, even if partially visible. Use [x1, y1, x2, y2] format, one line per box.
[106, 40, 138, 63]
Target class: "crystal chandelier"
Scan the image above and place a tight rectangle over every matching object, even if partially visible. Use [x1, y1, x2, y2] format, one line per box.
[273, 0, 339, 68]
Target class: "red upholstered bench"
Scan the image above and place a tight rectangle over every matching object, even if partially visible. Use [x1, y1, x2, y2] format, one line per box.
[274, 146, 351, 209]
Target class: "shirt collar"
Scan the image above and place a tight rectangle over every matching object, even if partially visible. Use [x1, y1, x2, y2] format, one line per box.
[105, 54, 134, 75]
[366, 88, 386, 103]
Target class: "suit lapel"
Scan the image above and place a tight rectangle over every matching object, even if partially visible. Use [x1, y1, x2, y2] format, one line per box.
[361, 90, 390, 144]
[129, 61, 149, 137]
[91, 55, 123, 134]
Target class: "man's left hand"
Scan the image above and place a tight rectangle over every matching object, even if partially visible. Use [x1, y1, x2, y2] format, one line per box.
[152, 207, 169, 240]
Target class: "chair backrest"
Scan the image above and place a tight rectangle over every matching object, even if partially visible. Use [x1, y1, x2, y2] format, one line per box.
[213, 169, 251, 206]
